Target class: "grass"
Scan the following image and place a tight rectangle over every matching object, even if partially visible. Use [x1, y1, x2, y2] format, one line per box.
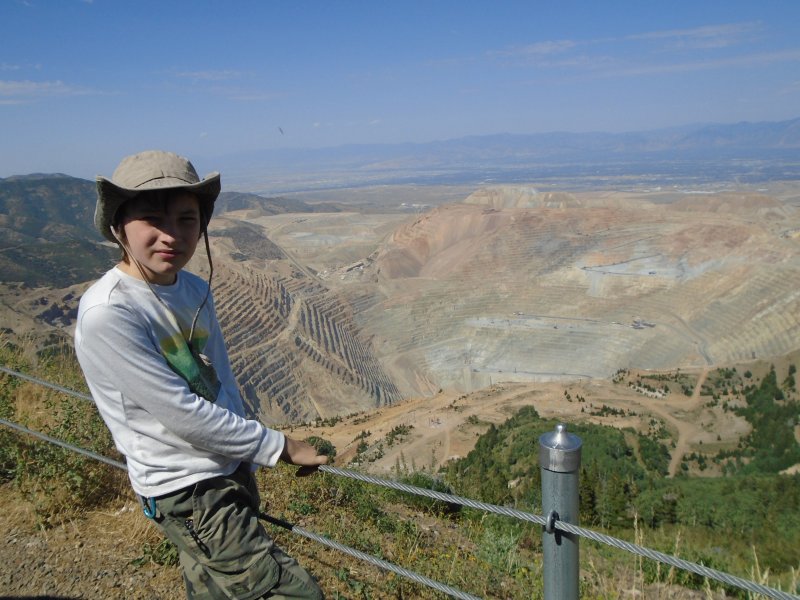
[1, 338, 798, 598]
[0, 337, 126, 526]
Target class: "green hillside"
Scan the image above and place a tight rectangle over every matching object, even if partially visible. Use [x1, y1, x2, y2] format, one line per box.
[0, 174, 345, 287]
[0, 175, 116, 286]
[444, 364, 800, 587]
[0, 174, 99, 242]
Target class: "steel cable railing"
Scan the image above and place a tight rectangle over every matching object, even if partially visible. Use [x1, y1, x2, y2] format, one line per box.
[0, 365, 93, 401]
[259, 513, 481, 600]
[1, 365, 798, 600]
[0, 368, 481, 598]
[0, 417, 126, 471]
[319, 465, 800, 600]
[0, 417, 481, 599]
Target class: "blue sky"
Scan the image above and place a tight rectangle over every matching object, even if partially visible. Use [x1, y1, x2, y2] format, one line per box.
[2, 0, 799, 178]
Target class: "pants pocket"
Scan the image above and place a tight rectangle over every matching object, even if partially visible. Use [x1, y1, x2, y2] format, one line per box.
[155, 471, 281, 599]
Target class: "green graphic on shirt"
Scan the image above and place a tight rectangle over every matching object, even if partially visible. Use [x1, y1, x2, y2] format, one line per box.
[160, 330, 221, 403]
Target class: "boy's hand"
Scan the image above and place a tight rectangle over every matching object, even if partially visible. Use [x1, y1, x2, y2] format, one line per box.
[280, 437, 329, 476]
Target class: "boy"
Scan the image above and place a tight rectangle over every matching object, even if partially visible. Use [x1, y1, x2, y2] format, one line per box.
[75, 150, 327, 599]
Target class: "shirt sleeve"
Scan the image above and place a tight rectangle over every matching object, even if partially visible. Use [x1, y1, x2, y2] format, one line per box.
[77, 301, 285, 467]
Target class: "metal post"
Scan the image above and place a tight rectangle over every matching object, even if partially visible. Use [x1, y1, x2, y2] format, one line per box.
[539, 423, 582, 600]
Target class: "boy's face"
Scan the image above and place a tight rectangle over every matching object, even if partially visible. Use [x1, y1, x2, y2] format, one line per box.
[117, 192, 202, 285]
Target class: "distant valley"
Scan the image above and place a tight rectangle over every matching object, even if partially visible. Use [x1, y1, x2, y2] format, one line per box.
[211, 117, 800, 194]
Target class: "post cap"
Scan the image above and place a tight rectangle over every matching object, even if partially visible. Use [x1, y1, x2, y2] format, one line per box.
[539, 423, 582, 472]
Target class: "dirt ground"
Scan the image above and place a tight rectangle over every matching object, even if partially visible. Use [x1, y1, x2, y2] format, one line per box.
[288, 364, 754, 479]
[0, 493, 184, 599]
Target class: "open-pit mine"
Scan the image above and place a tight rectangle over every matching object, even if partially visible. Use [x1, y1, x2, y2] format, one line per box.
[187, 184, 800, 430]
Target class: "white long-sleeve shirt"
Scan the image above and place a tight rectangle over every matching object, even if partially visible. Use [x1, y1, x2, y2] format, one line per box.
[75, 267, 285, 497]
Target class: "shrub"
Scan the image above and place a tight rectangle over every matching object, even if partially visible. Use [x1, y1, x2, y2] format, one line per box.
[304, 435, 337, 459]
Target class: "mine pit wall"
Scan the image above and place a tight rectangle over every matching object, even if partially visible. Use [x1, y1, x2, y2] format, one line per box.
[359, 284, 766, 397]
[356, 196, 800, 396]
[371, 272, 800, 396]
[212, 264, 401, 424]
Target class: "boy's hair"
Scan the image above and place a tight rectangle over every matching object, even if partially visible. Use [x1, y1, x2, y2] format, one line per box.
[95, 150, 219, 244]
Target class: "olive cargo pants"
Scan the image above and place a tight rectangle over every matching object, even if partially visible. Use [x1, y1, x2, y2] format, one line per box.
[153, 463, 324, 599]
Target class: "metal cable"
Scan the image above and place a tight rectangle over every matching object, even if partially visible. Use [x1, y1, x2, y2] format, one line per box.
[320, 465, 547, 526]
[0, 416, 478, 600]
[0, 365, 93, 402]
[260, 513, 482, 600]
[318, 466, 799, 600]
[2, 366, 797, 599]
[557, 519, 800, 600]
[0, 417, 127, 471]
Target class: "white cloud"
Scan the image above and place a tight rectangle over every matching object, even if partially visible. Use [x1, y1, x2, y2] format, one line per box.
[602, 49, 800, 78]
[0, 79, 92, 101]
[488, 21, 766, 72]
[1, 62, 41, 72]
[778, 80, 800, 96]
[483, 21, 795, 82]
[626, 22, 762, 50]
[175, 70, 241, 82]
[489, 39, 576, 60]
[227, 90, 280, 102]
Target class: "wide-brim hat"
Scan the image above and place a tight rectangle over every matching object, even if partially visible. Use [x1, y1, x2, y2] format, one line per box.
[95, 150, 221, 243]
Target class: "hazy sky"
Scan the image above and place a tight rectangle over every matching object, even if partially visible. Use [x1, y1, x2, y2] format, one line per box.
[2, 0, 799, 178]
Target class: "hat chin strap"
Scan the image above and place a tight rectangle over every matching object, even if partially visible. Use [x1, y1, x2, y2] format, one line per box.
[190, 228, 214, 343]
[111, 227, 214, 347]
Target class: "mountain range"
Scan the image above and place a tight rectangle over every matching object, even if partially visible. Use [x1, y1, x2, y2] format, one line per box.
[209, 117, 800, 192]
[0, 176, 334, 287]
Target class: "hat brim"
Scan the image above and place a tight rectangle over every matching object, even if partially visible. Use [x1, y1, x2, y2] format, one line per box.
[95, 173, 221, 243]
